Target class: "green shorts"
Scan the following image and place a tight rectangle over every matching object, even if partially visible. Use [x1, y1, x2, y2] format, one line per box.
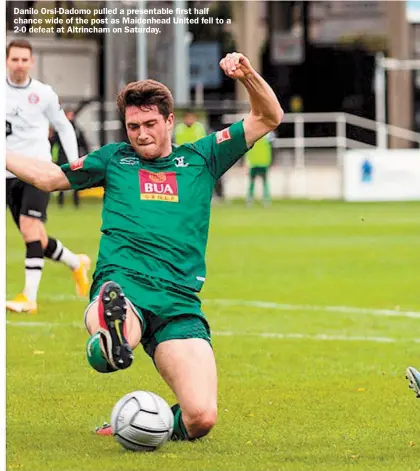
[250, 166, 268, 179]
[88, 267, 211, 358]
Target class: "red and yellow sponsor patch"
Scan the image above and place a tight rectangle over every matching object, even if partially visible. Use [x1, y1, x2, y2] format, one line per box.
[70, 155, 87, 171]
[139, 169, 179, 202]
[216, 127, 231, 144]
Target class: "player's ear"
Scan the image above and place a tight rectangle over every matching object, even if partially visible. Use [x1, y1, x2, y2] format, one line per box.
[166, 113, 175, 131]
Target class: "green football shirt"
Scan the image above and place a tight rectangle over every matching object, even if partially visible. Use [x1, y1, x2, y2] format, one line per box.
[61, 120, 248, 292]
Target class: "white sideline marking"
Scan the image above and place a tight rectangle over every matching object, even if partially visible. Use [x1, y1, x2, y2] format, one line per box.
[11, 294, 420, 320]
[5, 320, 420, 344]
[204, 299, 420, 319]
[213, 331, 407, 343]
[6, 320, 82, 328]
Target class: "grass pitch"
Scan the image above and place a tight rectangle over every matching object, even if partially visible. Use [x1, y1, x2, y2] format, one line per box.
[6, 199, 420, 471]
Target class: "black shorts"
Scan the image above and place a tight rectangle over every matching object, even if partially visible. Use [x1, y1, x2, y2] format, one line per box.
[6, 178, 50, 227]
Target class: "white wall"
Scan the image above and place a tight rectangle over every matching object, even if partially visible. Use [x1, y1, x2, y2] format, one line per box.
[223, 165, 342, 200]
[343, 149, 420, 201]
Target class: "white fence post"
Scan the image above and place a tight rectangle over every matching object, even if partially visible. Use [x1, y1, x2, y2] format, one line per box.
[294, 114, 305, 169]
[336, 114, 347, 199]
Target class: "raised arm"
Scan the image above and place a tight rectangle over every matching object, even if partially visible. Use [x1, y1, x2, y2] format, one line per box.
[6, 151, 71, 192]
[219, 52, 283, 147]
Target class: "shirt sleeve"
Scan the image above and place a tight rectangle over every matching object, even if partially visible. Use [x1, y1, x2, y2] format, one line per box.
[43, 87, 79, 162]
[60, 145, 113, 190]
[189, 120, 249, 179]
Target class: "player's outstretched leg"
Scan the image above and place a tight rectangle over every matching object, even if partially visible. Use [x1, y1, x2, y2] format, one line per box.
[43, 237, 91, 297]
[96, 281, 134, 370]
[406, 366, 420, 398]
[85, 281, 141, 375]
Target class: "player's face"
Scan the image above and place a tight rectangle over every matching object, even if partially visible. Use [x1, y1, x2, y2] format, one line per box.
[184, 113, 196, 127]
[125, 106, 174, 160]
[6, 47, 34, 84]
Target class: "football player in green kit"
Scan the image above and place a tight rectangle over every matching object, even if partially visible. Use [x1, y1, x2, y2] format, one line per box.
[6, 52, 283, 441]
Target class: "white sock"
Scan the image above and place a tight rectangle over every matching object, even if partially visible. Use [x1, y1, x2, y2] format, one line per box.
[24, 258, 45, 302]
[51, 240, 80, 270]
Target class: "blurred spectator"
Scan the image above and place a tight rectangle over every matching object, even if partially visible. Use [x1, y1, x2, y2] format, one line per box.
[174, 111, 225, 201]
[174, 111, 207, 145]
[245, 132, 275, 206]
[50, 109, 89, 207]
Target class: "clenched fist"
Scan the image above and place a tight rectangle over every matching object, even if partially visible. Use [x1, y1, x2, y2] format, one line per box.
[219, 52, 254, 81]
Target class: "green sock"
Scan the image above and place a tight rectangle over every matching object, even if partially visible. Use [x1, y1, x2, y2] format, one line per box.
[86, 333, 116, 373]
[248, 181, 255, 200]
[171, 404, 190, 441]
[263, 179, 270, 202]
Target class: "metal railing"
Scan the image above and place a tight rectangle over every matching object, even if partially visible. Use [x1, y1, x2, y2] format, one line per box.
[222, 112, 420, 169]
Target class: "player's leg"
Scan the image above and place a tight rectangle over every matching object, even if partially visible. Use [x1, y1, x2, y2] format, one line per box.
[153, 317, 217, 440]
[26, 181, 90, 296]
[23, 182, 90, 296]
[73, 190, 80, 208]
[6, 180, 44, 313]
[57, 191, 65, 207]
[247, 168, 256, 204]
[85, 281, 142, 372]
[406, 366, 420, 398]
[261, 167, 271, 205]
[43, 233, 91, 297]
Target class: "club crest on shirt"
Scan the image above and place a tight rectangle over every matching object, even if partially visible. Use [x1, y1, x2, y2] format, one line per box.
[28, 93, 40, 104]
[216, 128, 231, 144]
[70, 155, 87, 171]
[139, 169, 179, 202]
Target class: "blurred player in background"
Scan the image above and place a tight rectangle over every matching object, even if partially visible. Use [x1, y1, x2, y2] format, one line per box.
[6, 52, 283, 440]
[174, 110, 207, 145]
[406, 366, 420, 398]
[175, 111, 226, 201]
[51, 108, 90, 207]
[174, 111, 225, 201]
[245, 131, 274, 206]
[6, 39, 91, 314]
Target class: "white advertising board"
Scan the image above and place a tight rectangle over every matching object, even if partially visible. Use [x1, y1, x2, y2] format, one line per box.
[343, 149, 420, 201]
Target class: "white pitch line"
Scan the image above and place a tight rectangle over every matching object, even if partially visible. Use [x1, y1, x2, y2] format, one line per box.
[6, 294, 82, 302]
[204, 299, 420, 319]
[6, 320, 83, 328]
[5, 320, 420, 344]
[213, 331, 410, 343]
[7, 294, 420, 320]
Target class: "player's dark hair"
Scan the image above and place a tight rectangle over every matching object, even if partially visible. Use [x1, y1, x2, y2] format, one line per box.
[117, 80, 174, 122]
[6, 39, 33, 58]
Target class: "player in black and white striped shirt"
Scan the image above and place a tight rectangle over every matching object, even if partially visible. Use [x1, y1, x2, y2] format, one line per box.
[6, 39, 91, 313]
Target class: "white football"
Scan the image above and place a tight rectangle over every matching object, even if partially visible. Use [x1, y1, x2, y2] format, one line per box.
[110, 390, 174, 451]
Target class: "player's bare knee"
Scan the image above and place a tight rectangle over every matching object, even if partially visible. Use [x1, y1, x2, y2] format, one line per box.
[183, 406, 217, 438]
[19, 216, 43, 242]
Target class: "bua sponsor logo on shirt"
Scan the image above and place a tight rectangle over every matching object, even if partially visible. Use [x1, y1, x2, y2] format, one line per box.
[139, 169, 179, 202]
